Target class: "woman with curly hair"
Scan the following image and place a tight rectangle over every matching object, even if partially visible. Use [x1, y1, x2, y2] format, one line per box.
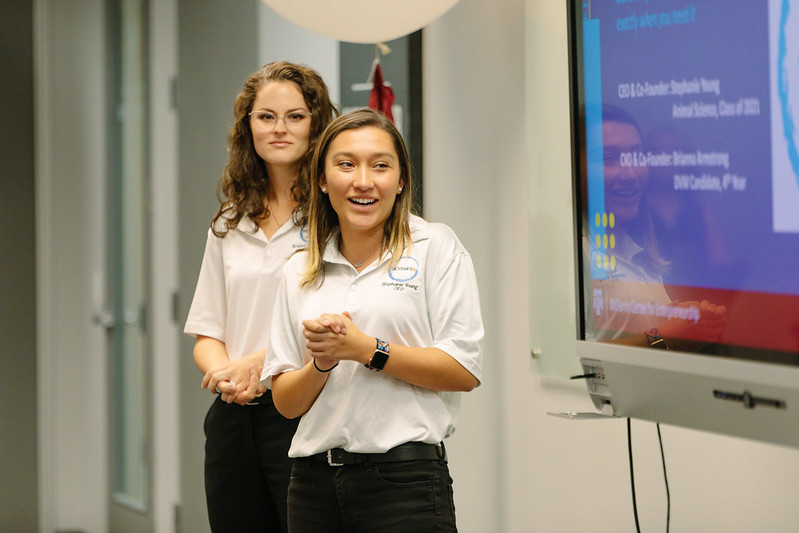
[184, 61, 337, 532]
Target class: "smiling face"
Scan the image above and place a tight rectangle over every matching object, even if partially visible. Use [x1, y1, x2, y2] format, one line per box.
[320, 126, 404, 240]
[601, 119, 648, 223]
[249, 80, 311, 173]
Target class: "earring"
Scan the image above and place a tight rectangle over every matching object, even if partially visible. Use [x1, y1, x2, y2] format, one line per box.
[321, 187, 327, 193]
[398, 187, 403, 193]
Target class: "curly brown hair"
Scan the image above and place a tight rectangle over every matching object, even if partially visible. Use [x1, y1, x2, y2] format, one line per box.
[211, 61, 337, 237]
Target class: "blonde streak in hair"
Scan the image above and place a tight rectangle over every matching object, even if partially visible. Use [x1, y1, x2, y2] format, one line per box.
[298, 216, 315, 287]
[299, 244, 324, 288]
[386, 236, 408, 270]
[299, 250, 319, 288]
[299, 211, 322, 288]
[300, 139, 327, 287]
[300, 196, 335, 288]
[382, 206, 411, 270]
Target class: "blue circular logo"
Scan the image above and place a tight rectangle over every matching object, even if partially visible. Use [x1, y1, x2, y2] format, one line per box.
[388, 256, 419, 282]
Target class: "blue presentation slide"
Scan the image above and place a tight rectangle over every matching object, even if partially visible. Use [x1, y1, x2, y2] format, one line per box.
[585, 0, 799, 297]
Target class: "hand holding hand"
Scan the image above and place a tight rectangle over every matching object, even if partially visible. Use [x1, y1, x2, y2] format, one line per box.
[220, 365, 266, 404]
[302, 311, 372, 366]
[202, 356, 267, 405]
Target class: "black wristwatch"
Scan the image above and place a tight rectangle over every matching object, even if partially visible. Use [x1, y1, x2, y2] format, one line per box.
[644, 328, 668, 350]
[365, 338, 390, 371]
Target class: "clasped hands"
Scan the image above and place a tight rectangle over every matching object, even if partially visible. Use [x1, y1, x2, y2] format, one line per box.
[201, 311, 370, 400]
[202, 355, 267, 405]
[302, 311, 372, 372]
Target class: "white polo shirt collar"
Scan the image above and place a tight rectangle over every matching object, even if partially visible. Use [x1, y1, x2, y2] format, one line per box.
[321, 214, 431, 269]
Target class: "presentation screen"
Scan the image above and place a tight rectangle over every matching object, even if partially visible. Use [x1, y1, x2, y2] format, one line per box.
[573, 0, 799, 364]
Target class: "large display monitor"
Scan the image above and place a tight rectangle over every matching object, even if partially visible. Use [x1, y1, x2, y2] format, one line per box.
[569, 0, 799, 446]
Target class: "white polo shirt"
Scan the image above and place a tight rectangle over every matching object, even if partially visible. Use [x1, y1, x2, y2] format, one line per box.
[184, 215, 308, 368]
[264, 214, 484, 457]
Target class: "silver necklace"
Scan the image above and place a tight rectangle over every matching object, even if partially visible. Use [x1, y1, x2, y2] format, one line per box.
[352, 243, 382, 268]
[266, 203, 290, 228]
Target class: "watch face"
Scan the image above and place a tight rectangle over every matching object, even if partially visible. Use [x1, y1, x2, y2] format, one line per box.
[369, 350, 389, 371]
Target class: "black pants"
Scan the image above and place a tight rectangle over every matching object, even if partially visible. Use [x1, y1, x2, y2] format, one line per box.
[288, 455, 457, 532]
[203, 391, 299, 533]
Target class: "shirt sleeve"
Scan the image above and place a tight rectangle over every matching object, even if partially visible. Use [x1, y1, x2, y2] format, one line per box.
[262, 261, 307, 381]
[183, 229, 227, 342]
[427, 234, 484, 384]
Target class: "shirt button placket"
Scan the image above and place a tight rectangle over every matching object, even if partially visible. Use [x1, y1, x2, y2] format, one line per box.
[262, 244, 272, 270]
[346, 281, 359, 307]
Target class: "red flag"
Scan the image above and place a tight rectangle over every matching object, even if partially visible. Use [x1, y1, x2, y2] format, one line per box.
[369, 63, 395, 122]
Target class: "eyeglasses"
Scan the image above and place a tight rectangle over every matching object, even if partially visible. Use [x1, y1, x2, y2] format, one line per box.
[249, 110, 312, 131]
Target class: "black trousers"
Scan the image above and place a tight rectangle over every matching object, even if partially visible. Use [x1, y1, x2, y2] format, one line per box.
[203, 391, 299, 533]
[288, 454, 457, 532]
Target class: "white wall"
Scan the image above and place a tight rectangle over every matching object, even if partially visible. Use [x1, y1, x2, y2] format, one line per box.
[257, 3, 339, 106]
[423, 0, 519, 530]
[425, 0, 799, 531]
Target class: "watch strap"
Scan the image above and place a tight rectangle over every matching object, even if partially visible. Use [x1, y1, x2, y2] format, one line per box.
[376, 338, 389, 353]
[365, 338, 390, 371]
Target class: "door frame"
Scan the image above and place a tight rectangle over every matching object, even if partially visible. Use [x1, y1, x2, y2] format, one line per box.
[35, 0, 179, 531]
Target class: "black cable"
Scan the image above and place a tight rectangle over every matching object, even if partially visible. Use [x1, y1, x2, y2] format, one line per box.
[628, 419, 672, 533]
[628, 418, 641, 533]
[656, 423, 671, 533]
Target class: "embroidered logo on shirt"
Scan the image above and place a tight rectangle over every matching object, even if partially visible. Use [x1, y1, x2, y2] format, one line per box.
[290, 226, 309, 251]
[382, 256, 420, 292]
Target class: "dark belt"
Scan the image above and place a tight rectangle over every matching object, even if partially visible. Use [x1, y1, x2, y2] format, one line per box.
[306, 442, 446, 467]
